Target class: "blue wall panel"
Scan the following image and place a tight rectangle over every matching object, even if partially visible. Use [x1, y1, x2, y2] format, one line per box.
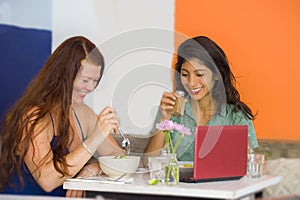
[0, 24, 51, 120]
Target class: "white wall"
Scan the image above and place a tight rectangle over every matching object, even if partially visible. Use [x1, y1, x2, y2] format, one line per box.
[0, 0, 51, 30]
[52, 0, 175, 136]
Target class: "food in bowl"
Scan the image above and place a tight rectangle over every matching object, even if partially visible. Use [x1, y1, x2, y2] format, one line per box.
[179, 161, 194, 180]
[98, 156, 140, 178]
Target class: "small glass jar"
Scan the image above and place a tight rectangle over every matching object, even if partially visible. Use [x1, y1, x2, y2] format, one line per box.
[164, 153, 179, 185]
[171, 90, 185, 117]
[247, 153, 265, 178]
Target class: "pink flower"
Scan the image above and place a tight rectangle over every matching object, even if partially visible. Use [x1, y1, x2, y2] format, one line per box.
[156, 120, 191, 154]
[173, 123, 191, 137]
[156, 120, 175, 131]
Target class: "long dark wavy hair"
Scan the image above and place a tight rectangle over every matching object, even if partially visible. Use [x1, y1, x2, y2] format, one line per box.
[174, 36, 255, 120]
[0, 36, 104, 191]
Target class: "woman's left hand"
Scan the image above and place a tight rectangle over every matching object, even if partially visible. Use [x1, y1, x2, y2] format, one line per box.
[66, 189, 85, 197]
[65, 162, 99, 197]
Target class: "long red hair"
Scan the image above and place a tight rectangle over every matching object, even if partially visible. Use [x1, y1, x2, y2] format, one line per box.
[0, 36, 104, 190]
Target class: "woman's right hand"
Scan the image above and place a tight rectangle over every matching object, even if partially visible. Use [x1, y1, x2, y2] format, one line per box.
[144, 92, 178, 156]
[159, 92, 177, 120]
[97, 106, 119, 137]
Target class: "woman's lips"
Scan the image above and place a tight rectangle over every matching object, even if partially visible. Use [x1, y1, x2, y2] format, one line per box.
[190, 87, 202, 95]
[78, 90, 87, 98]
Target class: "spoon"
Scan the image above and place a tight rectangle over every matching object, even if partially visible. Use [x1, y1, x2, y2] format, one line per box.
[118, 128, 131, 155]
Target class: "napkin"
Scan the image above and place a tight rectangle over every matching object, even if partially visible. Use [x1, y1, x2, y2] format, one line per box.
[66, 176, 134, 184]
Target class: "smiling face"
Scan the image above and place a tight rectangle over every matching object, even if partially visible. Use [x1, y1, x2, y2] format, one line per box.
[72, 59, 101, 104]
[180, 58, 217, 102]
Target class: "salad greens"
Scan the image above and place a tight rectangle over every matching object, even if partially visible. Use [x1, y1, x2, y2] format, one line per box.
[113, 155, 126, 159]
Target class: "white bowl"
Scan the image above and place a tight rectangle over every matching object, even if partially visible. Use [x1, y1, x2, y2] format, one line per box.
[98, 156, 140, 178]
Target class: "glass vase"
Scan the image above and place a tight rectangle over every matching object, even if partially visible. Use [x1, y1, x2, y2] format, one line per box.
[164, 153, 179, 185]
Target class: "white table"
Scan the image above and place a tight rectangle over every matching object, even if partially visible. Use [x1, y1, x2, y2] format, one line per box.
[63, 174, 281, 200]
[0, 194, 94, 200]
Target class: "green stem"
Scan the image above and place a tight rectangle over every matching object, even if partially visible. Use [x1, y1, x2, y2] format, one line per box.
[166, 165, 171, 183]
[164, 131, 171, 154]
[174, 165, 179, 184]
[169, 133, 175, 154]
[173, 135, 182, 153]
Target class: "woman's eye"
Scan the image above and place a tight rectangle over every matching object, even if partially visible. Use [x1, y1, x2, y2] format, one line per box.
[196, 73, 204, 77]
[181, 73, 188, 77]
[83, 79, 89, 83]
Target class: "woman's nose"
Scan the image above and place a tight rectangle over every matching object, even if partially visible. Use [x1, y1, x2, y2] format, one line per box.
[86, 81, 96, 91]
[188, 75, 197, 86]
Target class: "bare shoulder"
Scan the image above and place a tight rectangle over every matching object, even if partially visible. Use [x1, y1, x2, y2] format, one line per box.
[72, 104, 98, 127]
[75, 103, 97, 116]
[21, 106, 53, 144]
[25, 106, 51, 128]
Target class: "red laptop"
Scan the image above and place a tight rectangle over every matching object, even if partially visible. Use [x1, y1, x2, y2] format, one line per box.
[180, 125, 248, 183]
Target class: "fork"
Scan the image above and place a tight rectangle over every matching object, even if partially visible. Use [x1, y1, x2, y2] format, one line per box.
[77, 173, 128, 183]
[118, 128, 131, 155]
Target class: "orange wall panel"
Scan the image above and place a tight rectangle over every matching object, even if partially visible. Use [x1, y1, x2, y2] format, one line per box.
[174, 0, 300, 140]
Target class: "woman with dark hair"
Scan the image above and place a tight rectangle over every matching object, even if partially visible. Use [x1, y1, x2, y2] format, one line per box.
[0, 36, 122, 197]
[145, 36, 258, 161]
